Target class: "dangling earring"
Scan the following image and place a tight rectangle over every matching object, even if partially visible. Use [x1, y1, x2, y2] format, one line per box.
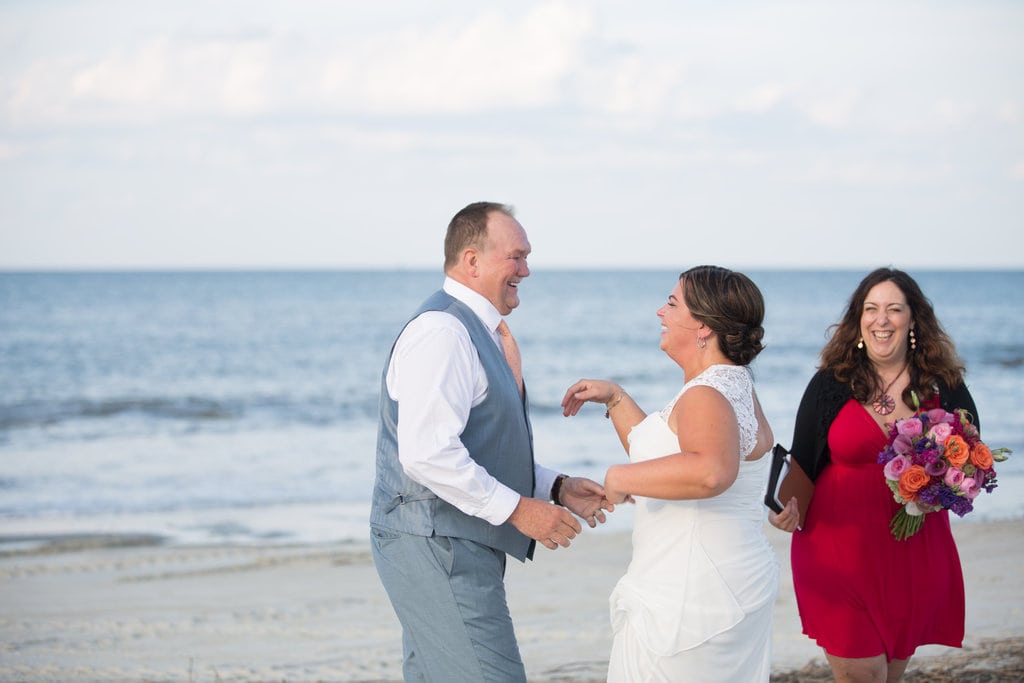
[909, 329, 917, 350]
[697, 335, 707, 349]
[857, 337, 864, 350]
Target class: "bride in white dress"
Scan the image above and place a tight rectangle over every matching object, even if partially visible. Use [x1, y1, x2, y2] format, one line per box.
[562, 266, 778, 682]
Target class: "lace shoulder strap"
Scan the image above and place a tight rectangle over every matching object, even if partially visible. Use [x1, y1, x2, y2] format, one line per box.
[680, 365, 758, 458]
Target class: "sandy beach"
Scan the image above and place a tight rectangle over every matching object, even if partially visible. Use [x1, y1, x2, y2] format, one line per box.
[1, 519, 1021, 682]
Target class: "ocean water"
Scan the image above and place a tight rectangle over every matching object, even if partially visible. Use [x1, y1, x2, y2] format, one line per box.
[1, 270, 1022, 547]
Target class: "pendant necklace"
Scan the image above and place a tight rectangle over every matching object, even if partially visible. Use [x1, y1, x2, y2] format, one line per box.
[872, 365, 907, 416]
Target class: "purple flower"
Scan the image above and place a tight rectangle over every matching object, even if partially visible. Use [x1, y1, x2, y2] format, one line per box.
[924, 459, 949, 477]
[938, 486, 963, 510]
[950, 496, 974, 517]
[918, 483, 943, 506]
[917, 447, 941, 467]
[893, 434, 914, 455]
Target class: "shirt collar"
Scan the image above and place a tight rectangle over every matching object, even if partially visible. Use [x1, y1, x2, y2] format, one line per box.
[443, 276, 504, 333]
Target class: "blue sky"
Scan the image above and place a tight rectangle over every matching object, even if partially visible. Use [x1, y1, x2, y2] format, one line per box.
[1, 1, 1022, 270]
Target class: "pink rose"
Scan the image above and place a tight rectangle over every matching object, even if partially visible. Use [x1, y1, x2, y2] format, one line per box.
[927, 422, 953, 444]
[944, 467, 965, 488]
[884, 455, 911, 481]
[896, 418, 923, 438]
[962, 477, 981, 500]
[927, 408, 952, 425]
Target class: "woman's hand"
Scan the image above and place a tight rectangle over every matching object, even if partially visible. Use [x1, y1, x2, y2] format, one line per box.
[561, 379, 622, 417]
[558, 477, 615, 527]
[768, 497, 801, 533]
[603, 464, 636, 505]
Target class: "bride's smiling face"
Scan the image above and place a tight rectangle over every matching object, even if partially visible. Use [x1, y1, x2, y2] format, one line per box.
[657, 280, 702, 357]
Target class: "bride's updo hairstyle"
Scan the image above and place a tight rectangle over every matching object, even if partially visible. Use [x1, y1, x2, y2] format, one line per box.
[680, 265, 766, 366]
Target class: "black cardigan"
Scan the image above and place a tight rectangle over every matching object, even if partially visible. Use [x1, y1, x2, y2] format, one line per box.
[789, 368, 980, 482]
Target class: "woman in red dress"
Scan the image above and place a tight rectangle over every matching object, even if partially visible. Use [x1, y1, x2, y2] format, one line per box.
[771, 268, 978, 683]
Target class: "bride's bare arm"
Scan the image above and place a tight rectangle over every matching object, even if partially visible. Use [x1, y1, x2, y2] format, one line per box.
[561, 379, 645, 453]
[604, 386, 740, 502]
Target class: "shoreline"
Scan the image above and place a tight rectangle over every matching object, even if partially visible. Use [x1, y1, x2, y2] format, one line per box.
[1, 518, 1021, 681]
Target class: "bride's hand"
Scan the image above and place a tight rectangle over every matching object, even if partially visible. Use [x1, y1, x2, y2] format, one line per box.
[603, 464, 636, 505]
[561, 379, 622, 417]
[605, 489, 635, 506]
[558, 477, 615, 527]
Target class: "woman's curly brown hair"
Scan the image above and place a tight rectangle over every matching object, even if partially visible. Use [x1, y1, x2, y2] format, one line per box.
[820, 267, 966, 405]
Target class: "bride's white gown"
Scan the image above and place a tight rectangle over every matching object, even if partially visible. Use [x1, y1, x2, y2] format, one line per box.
[608, 365, 779, 682]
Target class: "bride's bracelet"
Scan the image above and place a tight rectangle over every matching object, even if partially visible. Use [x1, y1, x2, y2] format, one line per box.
[604, 391, 624, 419]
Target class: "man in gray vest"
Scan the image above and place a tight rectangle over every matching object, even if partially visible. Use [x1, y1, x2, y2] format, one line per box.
[370, 201, 613, 681]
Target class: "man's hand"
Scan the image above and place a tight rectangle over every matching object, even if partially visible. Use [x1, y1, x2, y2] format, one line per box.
[558, 476, 615, 527]
[508, 497, 582, 550]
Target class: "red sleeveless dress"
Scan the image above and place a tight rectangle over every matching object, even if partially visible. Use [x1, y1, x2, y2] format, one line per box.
[790, 400, 965, 660]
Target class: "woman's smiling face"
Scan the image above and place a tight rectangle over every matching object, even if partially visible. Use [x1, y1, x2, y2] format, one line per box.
[657, 280, 701, 358]
[860, 280, 913, 365]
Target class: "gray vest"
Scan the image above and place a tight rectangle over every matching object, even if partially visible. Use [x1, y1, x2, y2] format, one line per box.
[369, 290, 536, 561]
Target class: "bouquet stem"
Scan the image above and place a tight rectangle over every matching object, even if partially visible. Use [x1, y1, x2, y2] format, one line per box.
[890, 507, 925, 541]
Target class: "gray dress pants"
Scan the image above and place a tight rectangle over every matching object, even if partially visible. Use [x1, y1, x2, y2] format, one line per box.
[371, 526, 527, 682]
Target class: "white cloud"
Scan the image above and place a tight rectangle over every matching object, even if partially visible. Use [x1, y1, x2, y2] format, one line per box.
[1, 2, 598, 127]
[319, 3, 596, 115]
[806, 158, 944, 187]
[735, 84, 789, 115]
[798, 88, 865, 131]
[4, 35, 279, 126]
[997, 102, 1022, 125]
[0, 0, 1021, 269]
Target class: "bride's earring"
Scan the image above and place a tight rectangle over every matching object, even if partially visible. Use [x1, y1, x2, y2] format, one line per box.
[697, 335, 707, 349]
[857, 337, 864, 350]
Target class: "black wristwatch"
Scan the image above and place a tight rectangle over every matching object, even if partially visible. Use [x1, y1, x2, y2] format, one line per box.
[551, 474, 568, 505]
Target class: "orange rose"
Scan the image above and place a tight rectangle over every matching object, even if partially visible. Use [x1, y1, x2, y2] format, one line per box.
[898, 465, 931, 502]
[970, 442, 994, 470]
[944, 435, 970, 468]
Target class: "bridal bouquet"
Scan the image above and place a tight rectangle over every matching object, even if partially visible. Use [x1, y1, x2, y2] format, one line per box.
[877, 406, 1010, 540]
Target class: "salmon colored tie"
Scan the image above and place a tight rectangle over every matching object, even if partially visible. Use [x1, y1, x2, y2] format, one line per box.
[497, 319, 524, 395]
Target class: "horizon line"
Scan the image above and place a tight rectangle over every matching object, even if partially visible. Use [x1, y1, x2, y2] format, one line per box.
[2, 265, 1023, 274]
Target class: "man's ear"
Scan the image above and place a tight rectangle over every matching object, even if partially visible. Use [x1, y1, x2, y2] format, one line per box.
[463, 248, 479, 277]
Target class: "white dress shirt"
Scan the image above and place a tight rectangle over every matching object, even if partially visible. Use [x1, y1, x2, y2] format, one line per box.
[386, 277, 559, 526]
